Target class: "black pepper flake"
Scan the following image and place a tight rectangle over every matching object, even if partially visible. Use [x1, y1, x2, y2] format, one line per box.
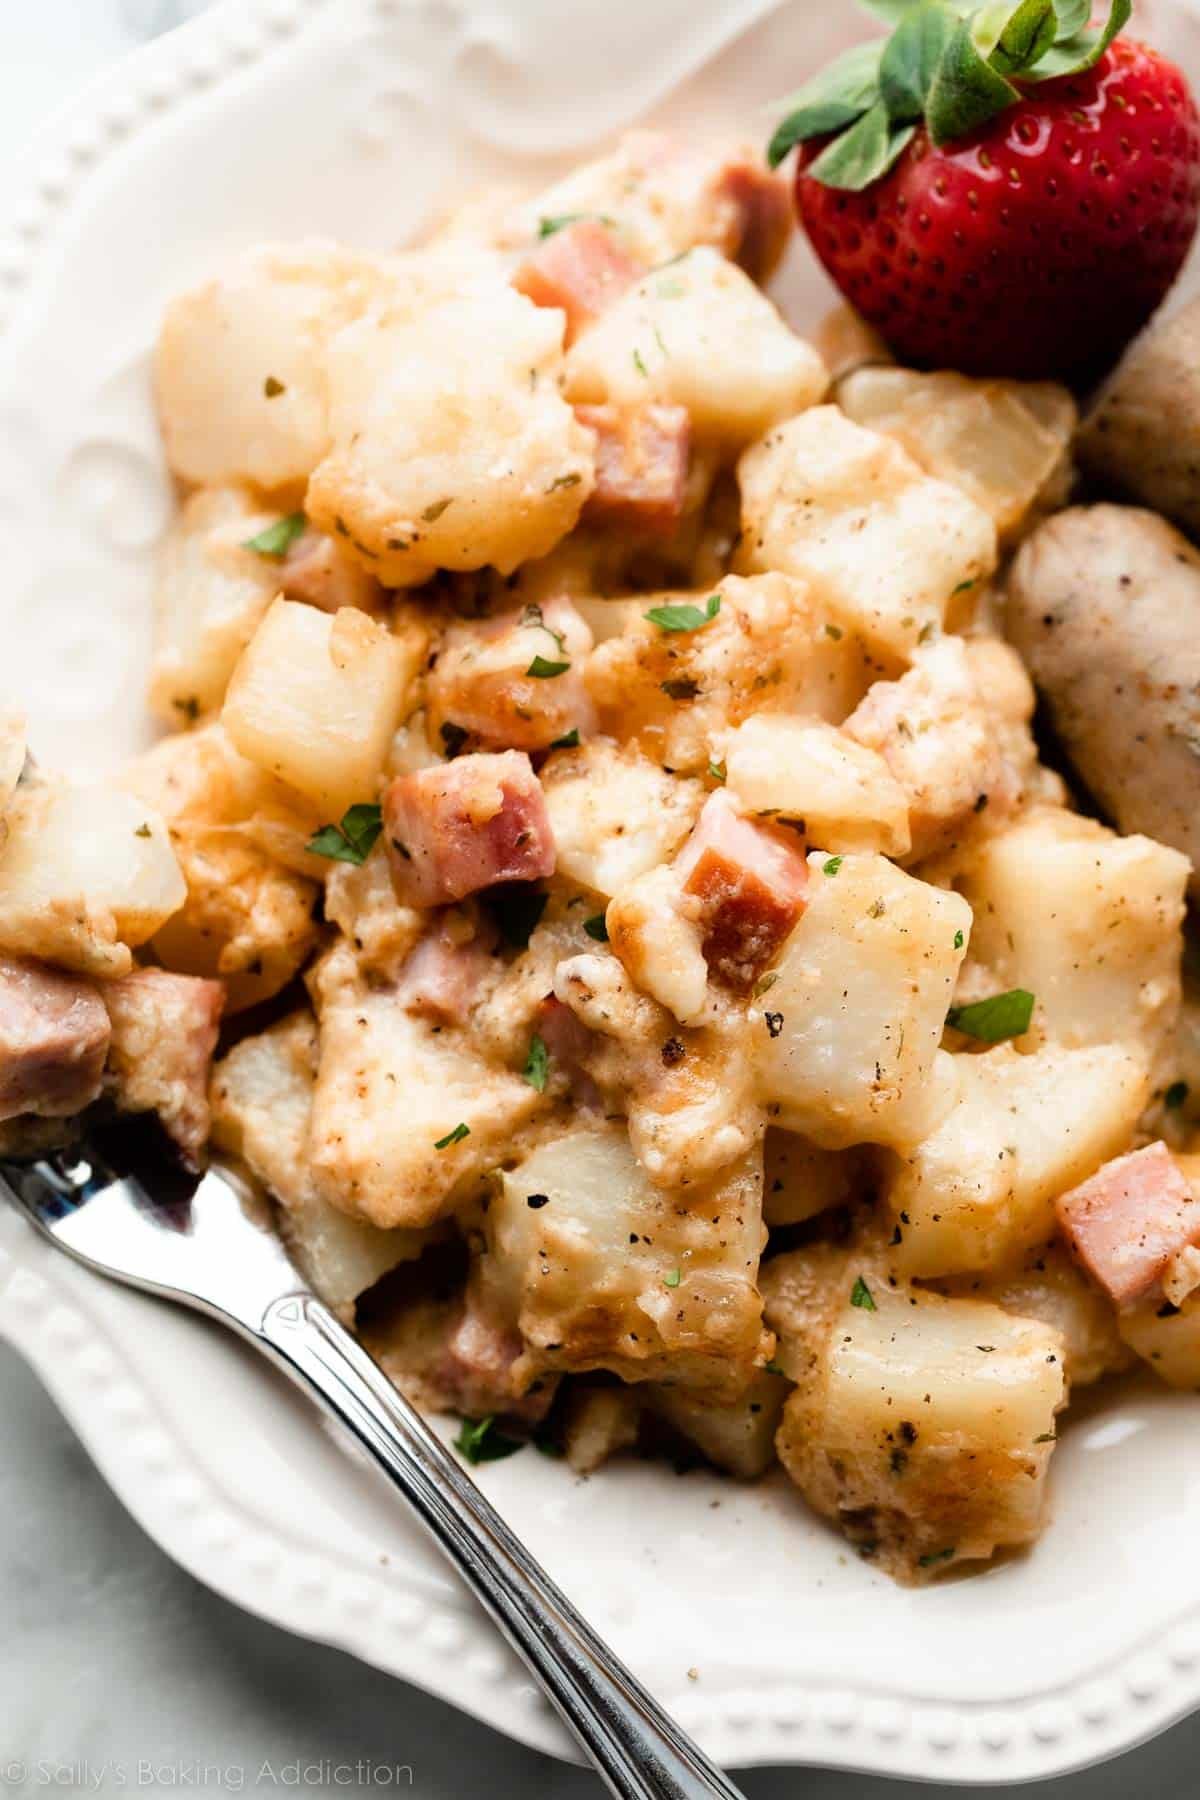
[661, 1036, 686, 1066]
[764, 1011, 784, 1039]
[526, 1193, 550, 1210]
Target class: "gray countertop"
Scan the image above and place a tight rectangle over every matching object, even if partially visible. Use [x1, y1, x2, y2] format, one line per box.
[1, 6, 1196, 1795]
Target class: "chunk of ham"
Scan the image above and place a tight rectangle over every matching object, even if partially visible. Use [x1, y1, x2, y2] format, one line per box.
[513, 219, 642, 344]
[0, 956, 110, 1122]
[101, 969, 224, 1165]
[396, 919, 497, 1027]
[432, 1280, 554, 1424]
[711, 157, 793, 283]
[384, 751, 556, 908]
[576, 404, 691, 537]
[674, 791, 808, 990]
[1056, 1142, 1200, 1309]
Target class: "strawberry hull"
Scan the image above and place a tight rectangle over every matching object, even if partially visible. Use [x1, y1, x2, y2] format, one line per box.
[796, 39, 1200, 381]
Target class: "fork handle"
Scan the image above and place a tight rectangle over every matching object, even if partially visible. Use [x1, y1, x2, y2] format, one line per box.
[259, 1294, 747, 1800]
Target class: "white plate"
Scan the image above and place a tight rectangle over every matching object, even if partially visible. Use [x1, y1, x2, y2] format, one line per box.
[3, 0, 1200, 1782]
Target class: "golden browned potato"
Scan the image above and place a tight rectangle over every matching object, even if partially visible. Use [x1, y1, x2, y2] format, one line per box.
[1007, 505, 1200, 897]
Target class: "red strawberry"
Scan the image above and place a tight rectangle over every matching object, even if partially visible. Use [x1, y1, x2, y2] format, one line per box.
[770, 3, 1200, 379]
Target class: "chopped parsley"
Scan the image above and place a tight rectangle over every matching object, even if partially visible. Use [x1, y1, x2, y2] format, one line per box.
[306, 802, 383, 867]
[664, 1268, 682, 1289]
[707, 759, 727, 784]
[243, 512, 306, 559]
[764, 1359, 785, 1376]
[1033, 1432, 1057, 1445]
[822, 856, 843, 877]
[550, 728, 580, 749]
[918, 1547, 955, 1569]
[645, 594, 721, 634]
[134, 823, 152, 839]
[1166, 1080, 1190, 1110]
[850, 1275, 876, 1312]
[753, 972, 779, 998]
[633, 348, 649, 377]
[421, 497, 453, 523]
[946, 988, 1035, 1044]
[954, 929, 965, 950]
[583, 913, 609, 942]
[523, 1034, 549, 1093]
[527, 655, 570, 679]
[435, 1122, 471, 1150]
[453, 1416, 524, 1465]
[545, 472, 582, 493]
[824, 622, 843, 641]
[263, 375, 286, 398]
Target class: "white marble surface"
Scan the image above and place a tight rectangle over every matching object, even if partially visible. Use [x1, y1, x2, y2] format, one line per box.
[3, 6, 1200, 1796]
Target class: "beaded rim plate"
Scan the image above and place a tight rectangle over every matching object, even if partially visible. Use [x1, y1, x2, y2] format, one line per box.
[3, 0, 1200, 1780]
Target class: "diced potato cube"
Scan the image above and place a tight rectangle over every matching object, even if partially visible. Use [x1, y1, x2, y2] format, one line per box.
[837, 367, 1076, 544]
[425, 597, 594, 754]
[485, 1121, 767, 1394]
[754, 853, 969, 1150]
[210, 1011, 428, 1318]
[937, 1243, 1132, 1388]
[844, 637, 1026, 862]
[0, 782, 184, 978]
[306, 247, 594, 586]
[738, 408, 997, 660]
[773, 1273, 1065, 1581]
[565, 248, 826, 451]
[606, 864, 709, 1024]
[562, 1387, 643, 1474]
[309, 970, 547, 1230]
[724, 716, 910, 857]
[646, 1368, 788, 1478]
[763, 1129, 862, 1227]
[584, 572, 875, 777]
[885, 1042, 1151, 1277]
[149, 487, 283, 725]
[958, 808, 1188, 1056]
[1120, 1285, 1200, 1389]
[223, 599, 418, 816]
[541, 742, 704, 898]
[155, 242, 387, 489]
[122, 723, 321, 1011]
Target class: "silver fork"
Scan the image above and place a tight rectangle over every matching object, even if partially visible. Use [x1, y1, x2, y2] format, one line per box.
[0, 1121, 748, 1800]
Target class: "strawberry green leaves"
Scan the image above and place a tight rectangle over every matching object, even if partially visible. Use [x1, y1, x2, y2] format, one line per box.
[767, 40, 885, 168]
[807, 104, 917, 191]
[771, 0, 1134, 185]
[926, 13, 1018, 145]
[880, 1, 957, 120]
[979, 0, 1057, 75]
[1029, 0, 1131, 81]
